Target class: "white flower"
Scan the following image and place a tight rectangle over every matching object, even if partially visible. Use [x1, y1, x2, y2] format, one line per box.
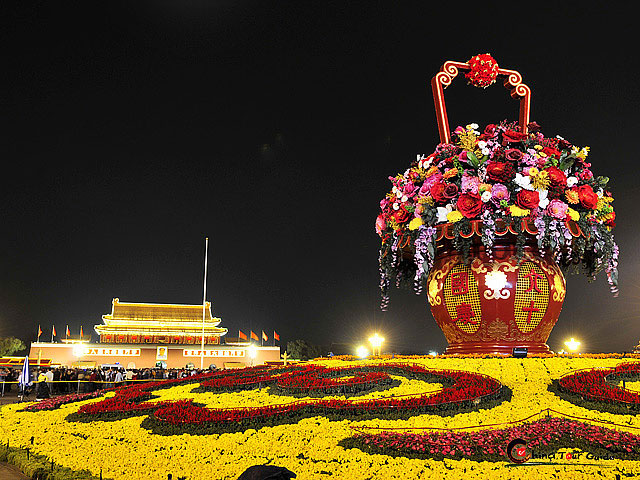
[567, 176, 578, 187]
[436, 205, 453, 223]
[514, 173, 533, 190]
[468, 123, 479, 130]
[481, 147, 491, 156]
[597, 188, 604, 197]
[537, 189, 549, 209]
[477, 141, 487, 149]
[401, 195, 408, 203]
[392, 203, 400, 210]
[481, 191, 492, 203]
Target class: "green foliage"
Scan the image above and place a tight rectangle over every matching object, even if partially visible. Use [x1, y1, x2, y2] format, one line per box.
[0, 443, 107, 479]
[286, 339, 323, 360]
[0, 336, 26, 356]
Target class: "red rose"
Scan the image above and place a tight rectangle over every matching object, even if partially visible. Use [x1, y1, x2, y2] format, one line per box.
[484, 124, 498, 138]
[486, 161, 515, 182]
[577, 184, 598, 209]
[392, 207, 410, 224]
[430, 183, 447, 203]
[541, 146, 562, 159]
[442, 183, 459, 200]
[502, 129, 528, 144]
[545, 166, 567, 187]
[605, 211, 616, 228]
[504, 148, 524, 162]
[527, 121, 541, 133]
[516, 190, 540, 210]
[457, 193, 483, 218]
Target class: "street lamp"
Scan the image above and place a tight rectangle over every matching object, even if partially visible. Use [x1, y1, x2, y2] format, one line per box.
[248, 345, 257, 366]
[368, 333, 385, 357]
[564, 338, 581, 352]
[355, 345, 369, 358]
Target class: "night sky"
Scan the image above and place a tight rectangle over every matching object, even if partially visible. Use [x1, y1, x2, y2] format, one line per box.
[2, 2, 639, 354]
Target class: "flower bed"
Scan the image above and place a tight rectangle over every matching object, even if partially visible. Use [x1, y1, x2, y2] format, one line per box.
[550, 362, 640, 414]
[2, 357, 640, 480]
[64, 363, 507, 434]
[343, 416, 640, 461]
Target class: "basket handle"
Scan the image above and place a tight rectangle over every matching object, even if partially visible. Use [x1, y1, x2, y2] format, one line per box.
[431, 60, 531, 144]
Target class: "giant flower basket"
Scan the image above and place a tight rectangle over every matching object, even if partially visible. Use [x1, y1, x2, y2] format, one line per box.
[376, 54, 618, 354]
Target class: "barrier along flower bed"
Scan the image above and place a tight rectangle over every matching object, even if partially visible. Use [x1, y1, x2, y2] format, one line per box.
[60, 363, 509, 434]
[342, 416, 640, 462]
[550, 362, 640, 414]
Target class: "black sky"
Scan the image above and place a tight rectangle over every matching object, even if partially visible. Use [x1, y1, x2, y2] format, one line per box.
[2, 1, 639, 354]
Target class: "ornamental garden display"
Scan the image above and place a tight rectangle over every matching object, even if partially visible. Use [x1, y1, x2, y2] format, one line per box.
[376, 54, 618, 354]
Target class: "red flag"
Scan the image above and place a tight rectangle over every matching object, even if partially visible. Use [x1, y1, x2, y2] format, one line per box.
[250, 331, 259, 341]
[66, 325, 71, 337]
[238, 330, 247, 340]
[37, 324, 42, 339]
[262, 331, 268, 342]
[274, 331, 280, 341]
[80, 326, 84, 338]
[52, 325, 56, 337]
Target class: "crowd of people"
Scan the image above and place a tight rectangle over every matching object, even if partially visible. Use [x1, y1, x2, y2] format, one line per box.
[0, 365, 213, 399]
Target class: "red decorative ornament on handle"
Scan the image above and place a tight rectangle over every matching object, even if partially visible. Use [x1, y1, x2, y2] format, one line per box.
[431, 54, 531, 144]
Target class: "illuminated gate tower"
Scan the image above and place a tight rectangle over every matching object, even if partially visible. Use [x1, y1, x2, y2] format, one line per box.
[94, 298, 228, 345]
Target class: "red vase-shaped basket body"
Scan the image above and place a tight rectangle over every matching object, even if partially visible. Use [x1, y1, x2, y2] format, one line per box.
[425, 220, 582, 354]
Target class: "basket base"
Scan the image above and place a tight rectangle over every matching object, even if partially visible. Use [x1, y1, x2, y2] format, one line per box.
[444, 342, 552, 355]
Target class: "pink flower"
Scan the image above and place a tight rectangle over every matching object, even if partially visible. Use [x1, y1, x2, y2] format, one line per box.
[402, 182, 417, 197]
[420, 173, 443, 194]
[546, 199, 569, 219]
[491, 183, 510, 203]
[461, 174, 480, 194]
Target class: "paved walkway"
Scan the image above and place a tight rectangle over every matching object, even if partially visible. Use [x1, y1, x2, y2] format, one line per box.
[0, 462, 29, 479]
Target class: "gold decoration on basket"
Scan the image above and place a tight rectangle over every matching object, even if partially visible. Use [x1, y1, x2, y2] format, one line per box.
[426, 258, 457, 306]
[514, 262, 549, 333]
[443, 264, 482, 334]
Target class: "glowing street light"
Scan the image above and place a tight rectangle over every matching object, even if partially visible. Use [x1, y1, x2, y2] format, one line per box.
[564, 338, 581, 352]
[356, 345, 369, 358]
[368, 333, 385, 356]
[248, 345, 257, 366]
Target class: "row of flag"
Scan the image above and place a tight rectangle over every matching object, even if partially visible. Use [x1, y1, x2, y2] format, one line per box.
[238, 330, 280, 346]
[37, 324, 83, 341]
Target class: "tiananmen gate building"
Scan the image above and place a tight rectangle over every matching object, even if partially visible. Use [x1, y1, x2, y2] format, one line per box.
[29, 298, 280, 369]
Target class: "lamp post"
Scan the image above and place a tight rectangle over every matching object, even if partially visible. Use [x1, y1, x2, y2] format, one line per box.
[248, 345, 257, 366]
[355, 346, 369, 359]
[564, 338, 581, 353]
[368, 333, 384, 357]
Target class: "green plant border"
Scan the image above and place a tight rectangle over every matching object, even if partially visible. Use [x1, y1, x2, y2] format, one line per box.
[0, 442, 109, 480]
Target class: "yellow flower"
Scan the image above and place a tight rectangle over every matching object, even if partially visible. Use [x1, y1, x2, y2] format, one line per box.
[447, 210, 464, 223]
[567, 207, 580, 221]
[565, 190, 580, 204]
[509, 205, 530, 217]
[443, 168, 459, 179]
[478, 183, 492, 193]
[530, 170, 550, 190]
[408, 217, 423, 230]
[576, 146, 590, 160]
[416, 195, 432, 205]
[425, 166, 440, 177]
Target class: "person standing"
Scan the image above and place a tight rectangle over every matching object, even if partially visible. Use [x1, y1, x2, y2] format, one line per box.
[44, 368, 54, 394]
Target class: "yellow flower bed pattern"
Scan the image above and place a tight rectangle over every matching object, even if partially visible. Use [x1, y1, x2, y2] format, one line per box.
[1, 357, 639, 479]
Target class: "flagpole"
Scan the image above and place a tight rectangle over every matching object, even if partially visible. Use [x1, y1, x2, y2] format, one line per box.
[200, 237, 209, 371]
[51, 326, 54, 343]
